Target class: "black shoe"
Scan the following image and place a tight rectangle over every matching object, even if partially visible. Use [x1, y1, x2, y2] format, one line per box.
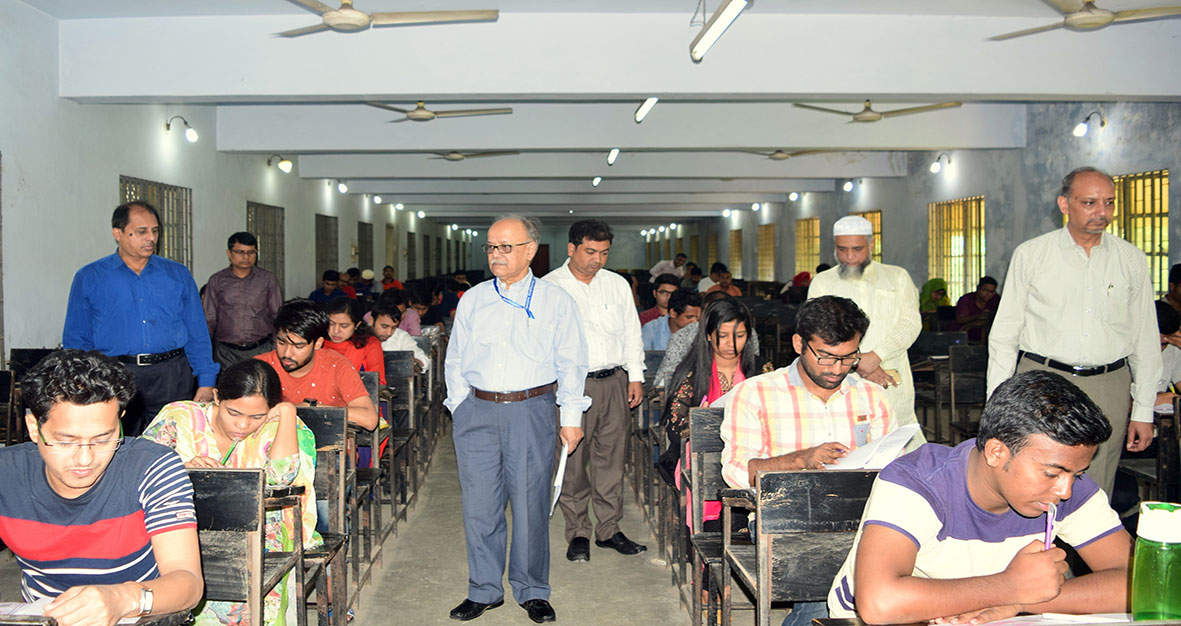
[449, 598, 503, 621]
[565, 537, 590, 562]
[595, 532, 647, 555]
[520, 599, 556, 623]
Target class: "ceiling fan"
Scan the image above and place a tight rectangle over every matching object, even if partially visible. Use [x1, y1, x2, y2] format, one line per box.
[430, 151, 521, 161]
[793, 100, 962, 123]
[742, 149, 830, 161]
[990, 0, 1181, 40]
[276, 0, 498, 38]
[366, 101, 513, 122]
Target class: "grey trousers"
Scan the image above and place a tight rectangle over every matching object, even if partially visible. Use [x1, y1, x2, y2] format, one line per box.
[1016, 356, 1131, 497]
[558, 369, 630, 543]
[452, 392, 557, 604]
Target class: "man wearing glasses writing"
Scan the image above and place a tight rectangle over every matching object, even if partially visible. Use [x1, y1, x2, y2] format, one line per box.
[0, 350, 203, 626]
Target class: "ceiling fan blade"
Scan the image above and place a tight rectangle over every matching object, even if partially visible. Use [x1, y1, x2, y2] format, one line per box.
[285, 0, 335, 15]
[386, 118, 412, 124]
[463, 151, 521, 159]
[988, 22, 1064, 40]
[793, 103, 858, 117]
[1112, 6, 1181, 23]
[274, 23, 331, 37]
[370, 10, 499, 26]
[1042, 0, 1085, 15]
[432, 107, 513, 119]
[785, 150, 829, 157]
[366, 102, 413, 114]
[879, 102, 962, 118]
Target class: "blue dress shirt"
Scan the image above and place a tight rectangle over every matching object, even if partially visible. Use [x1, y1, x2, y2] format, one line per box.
[63, 253, 219, 386]
[444, 271, 592, 427]
[641, 316, 672, 350]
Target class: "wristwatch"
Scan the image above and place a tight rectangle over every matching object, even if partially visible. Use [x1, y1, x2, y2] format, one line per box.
[137, 586, 153, 616]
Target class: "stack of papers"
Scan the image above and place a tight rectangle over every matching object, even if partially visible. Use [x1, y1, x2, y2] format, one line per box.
[826, 424, 921, 470]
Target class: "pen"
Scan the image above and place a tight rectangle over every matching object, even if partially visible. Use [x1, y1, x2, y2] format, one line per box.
[1044, 502, 1057, 550]
[221, 439, 240, 465]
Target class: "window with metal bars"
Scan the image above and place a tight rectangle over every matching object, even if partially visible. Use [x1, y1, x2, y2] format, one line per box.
[435, 236, 443, 276]
[385, 224, 398, 277]
[676, 236, 684, 255]
[422, 234, 431, 277]
[928, 195, 985, 302]
[406, 231, 417, 279]
[314, 214, 339, 281]
[357, 221, 374, 272]
[690, 234, 700, 265]
[852, 210, 883, 262]
[663, 236, 671, 260]
[119, 175, 193, 269]
[795, 217, 820, 274]
[757, 224, 775, 281]
[729, 229, 743, 278]
[246, 201, 285, 291]
[707, 232, 719, 267]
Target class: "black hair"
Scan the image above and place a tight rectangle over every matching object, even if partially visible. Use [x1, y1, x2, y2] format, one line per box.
[274, 298, 330, 343]
[815, 263, 832, 274]
[653, 273, 680, 289]
[978, 276, 998, 288]
[322, 269, 340, 282]
[445, 279, 464, 293]
[689, 267, 703, 278]
[709, 262, 728, 275]
[976, 370, 1111, 455]
[111, 201, 160, 231]
[795, 296, 870, 346]
[371, 301, 402, 324]
[216, 359, 282, 408]
[1170, 263, 1181, 286]
[674, 253, 687, 260]
[1157, 300, 1180, 336]
[346, 268, 360, 278]
[383, 265, 394, 272]
[1059, 166, 1114, 198]
[669, 289, 703, 316]
[568, 219, 614, 245]
[408, 285, 433, 307]
[227, 231, 258, 249]
[22, 350, 136, 424]
[323, 297, 376, 349]
[377, 288, 408, 308]
[662, 298, 757, 424]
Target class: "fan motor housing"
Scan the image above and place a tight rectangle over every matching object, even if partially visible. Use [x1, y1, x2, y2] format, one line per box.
[324, 9, 371, 31]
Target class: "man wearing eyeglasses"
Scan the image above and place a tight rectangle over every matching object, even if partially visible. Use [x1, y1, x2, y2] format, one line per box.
[445, 214, 590, 624]
[639, 273, 681, 326]
[0, 350, 203, 626]
[202, 232, 283, 369]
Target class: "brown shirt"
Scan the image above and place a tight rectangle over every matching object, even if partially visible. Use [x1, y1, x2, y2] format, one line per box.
[202, 266, 282, 344]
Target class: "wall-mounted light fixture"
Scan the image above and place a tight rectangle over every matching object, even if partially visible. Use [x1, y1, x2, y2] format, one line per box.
[788, 192, 800, 202]
[722, 208, 732, 217]
[1072, 111, 1106, 137]
[670, 223, 678, 230]
[606, 148, 620, 166]
[658, 226, 666, 233]
[416, 210, 425, 218]
[591, 176, 603, 187]
[394, 203, 405, 211]
[751, 202, 761, 212]
[842, 180, 854, 192]
[373, 195, 383, 204]
[641, 229, 649, 236]
[634, 97, 659, 123]
[451, 224, 459, 230]
[690, 0, 749, 62]
[929, 152, 951, 174]
[165, 115, 198, 143]
[266, 154, 293, 173]
[335, 180, 349, 194]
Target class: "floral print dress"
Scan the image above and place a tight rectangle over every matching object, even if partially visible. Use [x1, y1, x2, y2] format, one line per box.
[144, 401, 323, 626]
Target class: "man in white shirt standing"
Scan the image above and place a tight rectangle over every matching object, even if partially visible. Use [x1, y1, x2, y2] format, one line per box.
[545, 219, 649, 562]
[649, 253, 687, 279]
[988, 166, 1159, 496]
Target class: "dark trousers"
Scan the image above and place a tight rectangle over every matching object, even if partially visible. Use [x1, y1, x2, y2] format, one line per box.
[122, 355, 195, 436]
[452, 392, 556, 604]
[214, 339, 274, 370]
[559, 369, 629, 543]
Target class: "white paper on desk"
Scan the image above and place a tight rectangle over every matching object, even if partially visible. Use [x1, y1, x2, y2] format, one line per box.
[827, 424, 921, 470]
[550, 442, 569, 517]
[988, 613, 1129, 625]
[1154, 402, 1174, 415]
[0, 599, 141, 624]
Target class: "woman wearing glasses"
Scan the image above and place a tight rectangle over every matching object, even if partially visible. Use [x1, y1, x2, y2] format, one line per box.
[143, 359, 321, 626]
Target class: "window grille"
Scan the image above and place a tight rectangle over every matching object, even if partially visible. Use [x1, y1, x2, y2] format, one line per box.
[357, 221, 374, 272]
[406, 231, 417, 279]
[246, 201, 285, 291]
[757, 223, 775, 281]
[795, 217, 820, 274]
[928, 195, 985, 302]
[852, 210, 883, 263]
[119, 175, 193, 269]
[729, 229, 743, 278]
[314, 214, 339, 280]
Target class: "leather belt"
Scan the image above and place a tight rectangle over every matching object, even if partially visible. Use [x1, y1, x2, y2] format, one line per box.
[117, 348, 184, 367]
[1019, 351, 1127, 377]
[473, 383, 556, 404]
[587, 366, 621, 379]
[220, 335, 272, 351]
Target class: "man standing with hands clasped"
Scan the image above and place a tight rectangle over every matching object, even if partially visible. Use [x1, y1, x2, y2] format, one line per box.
[445, 215, 590, 624]
[544, 220, 648, 563]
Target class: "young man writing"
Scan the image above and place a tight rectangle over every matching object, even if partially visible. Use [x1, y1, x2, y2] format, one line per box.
[370, 301, 430, 374]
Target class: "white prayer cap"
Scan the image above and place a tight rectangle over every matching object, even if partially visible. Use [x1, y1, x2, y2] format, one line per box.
[833, 216, 873, 238]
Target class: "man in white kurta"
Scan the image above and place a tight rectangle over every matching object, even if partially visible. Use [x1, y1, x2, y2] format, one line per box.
[808, 216, 922, 433]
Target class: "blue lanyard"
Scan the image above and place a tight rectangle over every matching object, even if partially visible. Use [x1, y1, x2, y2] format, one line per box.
[493, 275, 536, 319]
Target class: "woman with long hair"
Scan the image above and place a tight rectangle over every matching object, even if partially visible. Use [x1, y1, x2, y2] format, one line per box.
[322, 296, 387, 385]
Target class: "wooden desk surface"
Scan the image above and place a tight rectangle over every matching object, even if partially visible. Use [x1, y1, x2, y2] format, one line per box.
[814, 617, 1179, 626]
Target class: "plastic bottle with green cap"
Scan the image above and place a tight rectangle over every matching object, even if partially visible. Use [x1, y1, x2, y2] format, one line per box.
[1131, 501, 1181, 620]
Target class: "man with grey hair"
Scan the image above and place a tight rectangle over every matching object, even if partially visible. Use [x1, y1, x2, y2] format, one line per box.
[988, 166, 1158, 497]
[808, 215, 923, 433]
[445, 214, 591, 623]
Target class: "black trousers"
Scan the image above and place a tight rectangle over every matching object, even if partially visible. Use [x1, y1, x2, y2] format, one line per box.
[122, 355, 195, 436]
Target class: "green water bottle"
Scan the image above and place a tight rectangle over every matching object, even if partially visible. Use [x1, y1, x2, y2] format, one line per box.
[1132, 501, 1181, 620]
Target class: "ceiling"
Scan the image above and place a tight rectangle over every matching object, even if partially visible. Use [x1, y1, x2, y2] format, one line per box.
[27, 0, 1181, 228]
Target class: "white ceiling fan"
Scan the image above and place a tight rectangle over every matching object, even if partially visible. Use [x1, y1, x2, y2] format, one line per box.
[741, 149, 830, 161]
[793, 100, 962, 123]
[990, 0, 1181, 40]
[366, 101, 513, 122]
[430, 151, 521, 161]
[276, 0, 498, 38]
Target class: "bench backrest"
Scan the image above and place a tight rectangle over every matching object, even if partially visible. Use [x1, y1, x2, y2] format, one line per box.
[688, 406, 727, 532]
[948, 344, 988, 374]
[297, 406, 348, 531]
[189, 468, 265, 602]
[908, 331, 968, 363]
[384, 350, 416, 380]
[756, 470, 876, 534]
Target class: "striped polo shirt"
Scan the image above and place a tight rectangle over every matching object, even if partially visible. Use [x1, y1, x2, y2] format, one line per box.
[827, 440, 1123, 618]
[0, 437, 196, 600]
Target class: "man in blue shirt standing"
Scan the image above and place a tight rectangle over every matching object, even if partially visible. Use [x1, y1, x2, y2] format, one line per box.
[63, 201, 218, 435]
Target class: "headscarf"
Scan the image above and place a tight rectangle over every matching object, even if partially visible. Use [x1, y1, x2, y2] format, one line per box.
[920, 278, 950, 312]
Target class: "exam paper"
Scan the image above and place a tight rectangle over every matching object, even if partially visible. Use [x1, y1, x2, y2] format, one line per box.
[550, 442, 569, 517]
[989, 613, 1129, 625]
[826, 423, 921, 470]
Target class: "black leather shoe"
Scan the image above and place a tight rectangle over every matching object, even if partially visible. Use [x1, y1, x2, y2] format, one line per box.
[520, 599, 556, 623]
[565, 537, 590, 562]
[449, 598, 503, 621]
[595, 531, 648, 555]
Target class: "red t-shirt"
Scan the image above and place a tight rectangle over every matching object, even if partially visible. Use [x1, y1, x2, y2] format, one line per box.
[639, 306, 663, 326]
[256, 349, 368, 407]
[322, 336, 387, 385]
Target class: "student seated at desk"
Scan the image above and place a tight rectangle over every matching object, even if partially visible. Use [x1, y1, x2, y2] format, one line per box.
[143, 359, 321, 626]
[0, 350, 203, 626]
[828, 370, 1131, 625]
[370, 301, 430, 374]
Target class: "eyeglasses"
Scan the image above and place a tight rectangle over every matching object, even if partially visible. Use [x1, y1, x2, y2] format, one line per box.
[37, 421, 123, 456]
[481, 242, 531, 255]
[805, 343, 861, 367]
[655, 289, 677, 296]
[230, 249, 258, 257]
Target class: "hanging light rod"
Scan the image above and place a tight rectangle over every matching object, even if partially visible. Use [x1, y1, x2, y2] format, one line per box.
[689, 0, 749, 62]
